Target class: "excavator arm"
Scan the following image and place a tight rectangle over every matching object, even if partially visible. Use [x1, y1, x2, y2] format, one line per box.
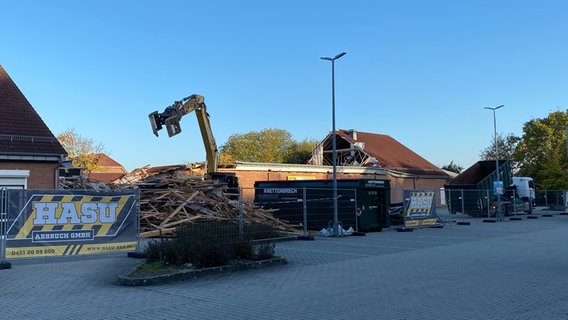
[149, 94, 218, 174]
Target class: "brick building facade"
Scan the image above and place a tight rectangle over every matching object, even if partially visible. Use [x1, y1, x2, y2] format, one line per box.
[217, 129, 451, 205]
[219, 161, 449, 205]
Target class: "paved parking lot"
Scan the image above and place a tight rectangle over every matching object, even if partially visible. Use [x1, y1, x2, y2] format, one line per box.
[2, 208, 568, 319]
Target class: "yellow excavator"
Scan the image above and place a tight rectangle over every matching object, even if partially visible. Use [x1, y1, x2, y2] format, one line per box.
[148, 94, 238, 190]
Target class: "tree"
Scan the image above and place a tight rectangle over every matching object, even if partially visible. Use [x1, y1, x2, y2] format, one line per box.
[479, 132, 521, 172]
[282, 138, 319, 164]
[220, 129, 317, 164]
[537, 145, 568, 190]
[57, 128, 106, 173]
[515, 110, 568, 180]
[441, 161, 464, 174]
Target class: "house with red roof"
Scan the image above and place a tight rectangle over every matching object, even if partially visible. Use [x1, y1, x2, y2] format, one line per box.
[0, 65, 67, 189]
[85, 153, 128, 184]
[214, 129, 450, 204]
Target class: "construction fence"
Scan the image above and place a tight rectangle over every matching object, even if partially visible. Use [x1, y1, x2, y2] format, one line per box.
[249, 187, 441, 233]
[250, 187, 360, 235]
[0, 185, 447, 261]
[138, 185, 389, 240]
[443, 188, 567, 217]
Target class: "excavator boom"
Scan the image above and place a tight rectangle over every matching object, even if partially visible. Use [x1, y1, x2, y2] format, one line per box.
[148, 94, 218, 174]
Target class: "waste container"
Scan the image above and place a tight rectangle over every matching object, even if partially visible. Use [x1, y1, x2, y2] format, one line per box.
[254, 179, 390, 232]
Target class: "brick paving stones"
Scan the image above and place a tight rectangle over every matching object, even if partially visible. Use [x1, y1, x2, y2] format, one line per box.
[1, 208, 568, 319]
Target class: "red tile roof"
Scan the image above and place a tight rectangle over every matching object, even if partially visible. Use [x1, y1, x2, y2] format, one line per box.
[337, 130, 447, 176]
[0, 65, 67, 156]
[87, 172, 127, 184]
[91, 153, 127, 172]
[86, 154, 127, 183]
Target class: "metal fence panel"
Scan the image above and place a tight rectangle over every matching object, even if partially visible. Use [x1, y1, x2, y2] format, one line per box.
[252, 187, 358, 233]
[0, 188, 6, 260]
[534, 190, 564, 209]
[446, 189, 490, 216]
[444, 188, 568, 216]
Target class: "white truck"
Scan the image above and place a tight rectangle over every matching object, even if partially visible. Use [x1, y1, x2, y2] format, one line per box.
[510, 177, 535, 213]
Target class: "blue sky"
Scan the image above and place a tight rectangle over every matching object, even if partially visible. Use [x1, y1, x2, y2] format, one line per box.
[2, 0, 566, 171]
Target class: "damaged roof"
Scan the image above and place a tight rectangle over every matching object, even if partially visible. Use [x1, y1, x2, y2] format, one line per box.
[0, 65, 67, 158]
[311, 129, 448, 177]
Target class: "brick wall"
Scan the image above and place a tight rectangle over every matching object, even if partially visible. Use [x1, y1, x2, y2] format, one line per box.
[0, 161, 59, 189]
[387, 176, 446, 204]
[219, 168, 448, 205]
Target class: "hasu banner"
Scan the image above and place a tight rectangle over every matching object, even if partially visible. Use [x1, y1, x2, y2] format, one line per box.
[5, 189, 138, 258]
[403, 190, 439, 228]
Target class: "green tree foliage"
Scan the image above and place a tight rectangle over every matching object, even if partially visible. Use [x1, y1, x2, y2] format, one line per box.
[515, 110, 568, 188]
[440, 161, 464, 173]
[537, 145, 568, 190]
[220, 129, 317, 164]
[478, 110, 568, 189]
[479, 133, 521, 173]
[282, 138, 319, 164]
[57, 128, 106, 173]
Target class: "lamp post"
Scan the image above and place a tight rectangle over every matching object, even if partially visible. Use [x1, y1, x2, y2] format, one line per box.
[321, 52, 346, 236]
[484, 104, 504, 219]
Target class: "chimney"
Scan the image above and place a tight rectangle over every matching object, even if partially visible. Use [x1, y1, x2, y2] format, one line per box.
[348, 129, 357, 140]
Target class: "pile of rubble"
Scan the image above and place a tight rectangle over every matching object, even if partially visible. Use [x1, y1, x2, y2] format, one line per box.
[137, 178, 300, 238]
[62, 164, 302, 238]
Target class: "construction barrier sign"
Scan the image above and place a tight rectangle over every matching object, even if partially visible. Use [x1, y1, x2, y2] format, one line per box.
[4, 189, 138, 258]
[403, 190, 439, 228]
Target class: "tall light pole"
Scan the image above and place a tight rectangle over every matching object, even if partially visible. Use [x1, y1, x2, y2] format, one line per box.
[484, 104, 504, 219]
[321, 52, 346, 236]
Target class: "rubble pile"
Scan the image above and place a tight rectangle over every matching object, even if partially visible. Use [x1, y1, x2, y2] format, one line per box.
[137, 178, 301, 238]
[62, 164, 303, 237]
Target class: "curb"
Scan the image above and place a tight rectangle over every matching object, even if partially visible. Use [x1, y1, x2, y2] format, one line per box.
[117, 258, 288, 286]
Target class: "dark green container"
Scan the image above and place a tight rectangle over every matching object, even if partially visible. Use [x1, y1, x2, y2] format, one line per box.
[254, 179, 390, 232]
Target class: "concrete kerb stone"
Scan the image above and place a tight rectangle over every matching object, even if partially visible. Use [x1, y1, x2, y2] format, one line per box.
[118, 236, 295, 286]
[0, 260, 11, 269]
[117, 257, 288, 286]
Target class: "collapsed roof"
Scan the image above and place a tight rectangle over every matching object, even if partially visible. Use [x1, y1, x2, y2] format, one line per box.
[308, 129, 447, 177]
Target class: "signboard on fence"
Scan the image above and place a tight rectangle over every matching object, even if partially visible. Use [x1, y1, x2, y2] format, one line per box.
[4, 189, 138, 258]
[403, 190, 438, 228]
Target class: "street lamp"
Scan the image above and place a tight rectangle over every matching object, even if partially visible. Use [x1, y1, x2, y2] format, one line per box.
[321, 52, 346, 236]
[484, 104, 504, 219]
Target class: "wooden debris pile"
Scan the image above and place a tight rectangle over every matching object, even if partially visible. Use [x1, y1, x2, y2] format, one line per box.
[138, 179, 302, 238]
[59, 176, 120, 190]
[63, 163, 304, 237]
